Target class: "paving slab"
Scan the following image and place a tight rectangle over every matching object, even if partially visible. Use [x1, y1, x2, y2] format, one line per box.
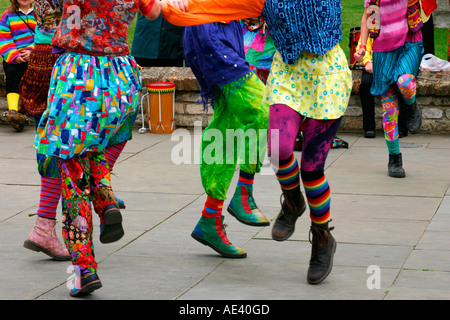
[0, 125, 449, 302]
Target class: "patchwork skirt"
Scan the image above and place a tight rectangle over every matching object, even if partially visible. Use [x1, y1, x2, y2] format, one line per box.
[35, 53, 141, 160]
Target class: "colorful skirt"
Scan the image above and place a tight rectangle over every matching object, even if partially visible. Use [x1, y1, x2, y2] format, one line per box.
[371, 41, 423, 96]
[35, 53, 141, 160]
[19, 44, 60, 116]
[264, 44, 351, 120]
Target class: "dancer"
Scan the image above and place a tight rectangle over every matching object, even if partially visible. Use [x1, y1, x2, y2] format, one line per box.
[355, 0, 424, 178]
[183, 21, 269, 259]
[34, 0, 161, 297]
[20, 0, 130, 262]
[161, 0, 352, 284]
[0, 0, 35, 131]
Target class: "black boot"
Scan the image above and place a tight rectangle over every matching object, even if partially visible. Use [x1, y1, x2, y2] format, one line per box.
[406, 101, 421, 134]
[271, 186, 307, 241]
[307, 221, 336, 285]
[388, 153, 405, 178]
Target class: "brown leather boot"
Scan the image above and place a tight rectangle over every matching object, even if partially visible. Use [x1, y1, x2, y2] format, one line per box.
[307, 221, 336, 285]
[271, 186, 306, 241]
[6, 110, 28, 132]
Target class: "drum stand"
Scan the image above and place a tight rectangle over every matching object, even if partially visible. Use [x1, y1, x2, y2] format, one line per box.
[138, 87, 149, 134]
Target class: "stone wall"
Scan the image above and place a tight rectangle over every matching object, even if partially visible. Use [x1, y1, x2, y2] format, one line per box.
[1, 66, 449, 134]
[139, 67, 450, 134]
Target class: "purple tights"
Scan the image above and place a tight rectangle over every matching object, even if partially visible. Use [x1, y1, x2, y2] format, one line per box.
[268, 104, 341, 171]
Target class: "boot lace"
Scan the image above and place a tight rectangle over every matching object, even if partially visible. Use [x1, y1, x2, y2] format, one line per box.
[279, 192, 299, 218]
[309, 222, 335, 262]
[247, 193, 258, 210]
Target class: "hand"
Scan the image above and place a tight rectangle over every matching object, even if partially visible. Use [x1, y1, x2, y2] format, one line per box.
[162, 0, 189, 12]
[365, 62, 373, 74]
[354, 48, 365, 63]
[19, 50, 31, 62]
[14, 55, 26, 63]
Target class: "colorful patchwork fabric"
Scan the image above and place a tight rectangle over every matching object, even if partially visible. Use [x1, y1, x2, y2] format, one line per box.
[241, 17, 275, 73]
[407, 0, 423, 32]
[380, 92, 399, 142]
[59, 152, 115, 273]
[51, 0, 155, 56]
[0, 9, 36, 63]
[33, 0, 61, 45]
[35, 53, 141, 159]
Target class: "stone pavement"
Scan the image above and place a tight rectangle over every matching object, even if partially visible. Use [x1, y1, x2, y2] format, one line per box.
[0, 124, 449, 301]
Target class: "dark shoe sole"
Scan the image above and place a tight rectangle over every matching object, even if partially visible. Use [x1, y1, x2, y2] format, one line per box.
[388, 171, 406, 178]
[271, 201, 307, 241]
[23, 240, 71, 261]
[388, 166, 406, 178]
[226, 207, 270, 227]
[100, 209, 124, 244]
[191, 231, 247, 259]
[70, 279, 102, 297]
[307, 240, 337, 285]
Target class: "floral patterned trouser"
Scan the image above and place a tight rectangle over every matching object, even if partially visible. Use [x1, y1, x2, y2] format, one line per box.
[57, 152, 116, 277]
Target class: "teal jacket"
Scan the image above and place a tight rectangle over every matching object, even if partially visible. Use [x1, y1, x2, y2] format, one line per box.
[131, 14, 184, 60]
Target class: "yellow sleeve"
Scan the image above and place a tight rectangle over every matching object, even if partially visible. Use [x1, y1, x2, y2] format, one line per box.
[162, 0, 265, 26]
[356, 37, 373, 66]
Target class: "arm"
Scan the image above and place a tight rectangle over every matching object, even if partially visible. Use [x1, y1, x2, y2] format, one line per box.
[354, 11, 370, 63]
[356, 37, 373, 67]
[140, 0, 161, 20]
[160, 0, 264, 27]
[0, 12, 22, 63]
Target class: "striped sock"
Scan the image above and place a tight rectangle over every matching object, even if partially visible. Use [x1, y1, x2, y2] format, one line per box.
[36, 176, 62, 220]
[271, 154, 300, 190]
[104, 141, 126, 171]
[237, 170, 255, 187]
[301, 170, 331, 224]
[202, 196, 224, 218]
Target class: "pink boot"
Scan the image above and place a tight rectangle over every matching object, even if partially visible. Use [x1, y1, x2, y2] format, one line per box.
[23, 216, 71, 261]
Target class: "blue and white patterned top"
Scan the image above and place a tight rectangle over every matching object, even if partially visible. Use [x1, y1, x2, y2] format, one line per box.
[262, 0, 343, 64]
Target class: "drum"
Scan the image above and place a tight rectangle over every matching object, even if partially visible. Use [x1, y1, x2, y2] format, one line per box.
[145, 82, 176, 134]
[349, 27, 364, 70]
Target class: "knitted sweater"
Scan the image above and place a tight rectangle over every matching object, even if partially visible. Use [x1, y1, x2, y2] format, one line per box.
[364, 0, 422, 52]
[0, 8, 36, 63]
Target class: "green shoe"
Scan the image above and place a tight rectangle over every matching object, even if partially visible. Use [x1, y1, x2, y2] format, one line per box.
[227, 185, 270, 227]
[191, 215, 247, 258]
